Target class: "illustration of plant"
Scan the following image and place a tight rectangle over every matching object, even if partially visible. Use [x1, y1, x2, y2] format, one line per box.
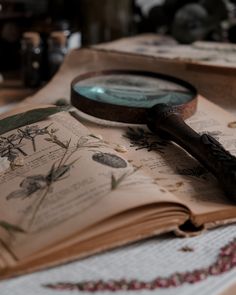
[0, 133, 26, 161]
[111, 166, 141, 190]
[0, 221, 25, 234]
[124, 127, 169, 153]
[0, 124, 58, 163]
[6, 132, 130, 229]
[17, 124, 53, 152]
[6, 137, 80, 228]
[76, 134, 109, 150]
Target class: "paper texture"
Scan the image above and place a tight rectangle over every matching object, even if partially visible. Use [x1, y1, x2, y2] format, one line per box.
[95, 34, 236, 67]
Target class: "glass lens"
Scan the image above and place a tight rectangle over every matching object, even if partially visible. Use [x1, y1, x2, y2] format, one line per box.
[73, 74, 194, 108]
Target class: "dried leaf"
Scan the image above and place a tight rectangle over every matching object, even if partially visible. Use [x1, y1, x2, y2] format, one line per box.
[176, 182, 184, 188]
[111, 174, 117, 190]
[89, 134, 103, 141]
[111, 167, 140, 191]
[0, 107, 69, 136]
[179, 246, 194, 252]
[0, 221, 25, 233]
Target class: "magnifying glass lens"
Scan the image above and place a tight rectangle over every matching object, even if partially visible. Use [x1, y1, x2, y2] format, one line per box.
[73, 74, 194, 108]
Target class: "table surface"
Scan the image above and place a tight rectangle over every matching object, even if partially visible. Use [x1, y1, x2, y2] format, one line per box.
[0, 71, 38, 106]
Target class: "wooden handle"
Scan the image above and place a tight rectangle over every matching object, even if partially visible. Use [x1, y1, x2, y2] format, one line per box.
[147, 104, 236, 202]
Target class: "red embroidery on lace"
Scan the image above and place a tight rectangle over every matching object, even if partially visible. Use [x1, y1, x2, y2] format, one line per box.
[43, 238, 236, 292]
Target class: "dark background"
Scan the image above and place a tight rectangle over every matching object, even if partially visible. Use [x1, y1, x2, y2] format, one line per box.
[1, 0, 236, 71]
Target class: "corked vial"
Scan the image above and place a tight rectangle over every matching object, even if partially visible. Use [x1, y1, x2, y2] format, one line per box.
[48, 31, 68, 78]
[21, 32, 43, 88]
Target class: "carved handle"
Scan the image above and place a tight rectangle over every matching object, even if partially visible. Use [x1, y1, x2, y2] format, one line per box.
[147, 104, 236, 202]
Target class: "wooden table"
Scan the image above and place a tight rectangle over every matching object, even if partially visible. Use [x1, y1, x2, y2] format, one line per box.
[0, 71, 38, 106]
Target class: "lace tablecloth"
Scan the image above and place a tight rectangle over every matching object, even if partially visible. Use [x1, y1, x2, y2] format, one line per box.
[1, 224, 236, 295]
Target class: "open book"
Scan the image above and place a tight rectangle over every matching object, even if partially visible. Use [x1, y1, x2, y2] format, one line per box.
[0, 94, 236, 279]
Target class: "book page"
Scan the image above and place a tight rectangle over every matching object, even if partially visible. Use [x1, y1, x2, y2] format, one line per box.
[0, 108, 184, 263]
[79, 96, 236, 226]
[95, 34, 236, 68]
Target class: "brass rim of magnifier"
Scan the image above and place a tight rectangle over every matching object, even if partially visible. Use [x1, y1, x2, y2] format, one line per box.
[71, 70, 198, 124]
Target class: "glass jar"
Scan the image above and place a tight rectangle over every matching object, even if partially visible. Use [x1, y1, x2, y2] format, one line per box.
[48, 31, 68, 78]
[21, 32, 42, 88]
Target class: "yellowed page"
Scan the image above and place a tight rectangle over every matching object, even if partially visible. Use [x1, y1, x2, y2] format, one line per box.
[95, 34, 236, 68]
[77, 96, 236, 226]
[0, 108, 184, 267]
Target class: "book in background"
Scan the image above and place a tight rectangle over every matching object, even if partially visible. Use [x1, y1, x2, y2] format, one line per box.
[95, 34, 236, 113]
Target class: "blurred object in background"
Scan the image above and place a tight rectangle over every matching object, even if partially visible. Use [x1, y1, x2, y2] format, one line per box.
[135, 0, 233, 43]
[21, 32, 42, 88]
[32, 18, 81, 82]
[48, 31, 67, 79]
[172, 0, 227, 44]
[225, 0, 236, 43]
[79, 0, 133, 45]
[20, 17, 81, 85]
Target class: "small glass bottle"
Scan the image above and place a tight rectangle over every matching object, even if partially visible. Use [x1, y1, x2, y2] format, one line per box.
[21, 32, 42, 88]
[48, 31, 67, 79]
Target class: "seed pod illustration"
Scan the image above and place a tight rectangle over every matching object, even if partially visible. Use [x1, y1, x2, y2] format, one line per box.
[92, 152, 127, 168]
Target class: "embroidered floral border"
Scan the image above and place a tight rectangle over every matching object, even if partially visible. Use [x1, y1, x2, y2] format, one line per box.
[43, 237, 236, 292]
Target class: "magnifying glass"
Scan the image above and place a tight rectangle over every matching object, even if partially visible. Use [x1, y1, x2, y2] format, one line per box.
[71, 70, 236, 201]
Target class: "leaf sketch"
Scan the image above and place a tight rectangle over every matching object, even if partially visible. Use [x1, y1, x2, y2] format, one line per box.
[0, 124, 59, 163]
[6, 137, 80, 228]
[111, 166, 141, 190]
[124, 127, 169, 153]
[17, 124, 53, 152]
[0, 133, 26, 161]
[0, 221, 25, 234]
[44, 127, 68, 149]
[76, 134, 109, 150]
[5, 131, 128, 228]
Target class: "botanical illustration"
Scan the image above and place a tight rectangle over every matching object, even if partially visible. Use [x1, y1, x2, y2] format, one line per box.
[0, 124, 55, 163]
[0, 221, 25, 235]
[6, 130, 131, 229]
[111, 166, 140, 190]
[7, 138, 80, 227]
[124, 127, 169, 153]
[20, 134, 112, 205]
